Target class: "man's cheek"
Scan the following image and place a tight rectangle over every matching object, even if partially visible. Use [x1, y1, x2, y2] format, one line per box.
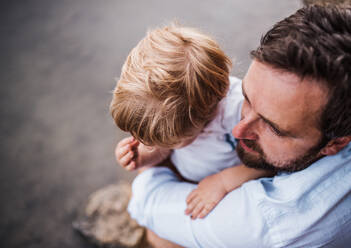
[258, 135, 281, 156]
[240, 101, 250, 120]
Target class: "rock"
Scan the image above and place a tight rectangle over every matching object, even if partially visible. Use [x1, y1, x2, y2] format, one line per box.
[73, 182, 149, 248]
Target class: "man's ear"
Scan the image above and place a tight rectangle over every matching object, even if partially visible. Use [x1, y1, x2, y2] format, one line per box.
[320, 136, 351, 156]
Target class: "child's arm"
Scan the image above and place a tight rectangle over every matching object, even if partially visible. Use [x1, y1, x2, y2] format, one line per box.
[115, 136, 171, 171]
[185, 165, 274, 219]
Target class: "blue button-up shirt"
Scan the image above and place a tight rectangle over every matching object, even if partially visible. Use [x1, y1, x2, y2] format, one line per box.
[128, 143, 351, 247]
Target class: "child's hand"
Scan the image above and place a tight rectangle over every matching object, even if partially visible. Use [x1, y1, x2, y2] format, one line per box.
[115, 137, 171, 171]
[115, 136, 140, 171]
[185, 173, 228, 219]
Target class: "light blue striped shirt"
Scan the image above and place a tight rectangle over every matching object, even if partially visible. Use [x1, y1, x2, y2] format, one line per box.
[128, 143, 351, 247]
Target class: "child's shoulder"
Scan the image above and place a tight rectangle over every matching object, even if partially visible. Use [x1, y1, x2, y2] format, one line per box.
[219, 76, 244, 131]
[201, 76, 243, 134]
[228, 76, 242, 96]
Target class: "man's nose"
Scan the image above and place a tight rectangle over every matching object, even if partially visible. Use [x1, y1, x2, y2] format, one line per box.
[232, 115, 258, 140]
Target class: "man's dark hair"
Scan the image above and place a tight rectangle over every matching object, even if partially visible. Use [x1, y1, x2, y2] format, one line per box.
[302, 0, 351, 7]
[251, 5, 351, 140]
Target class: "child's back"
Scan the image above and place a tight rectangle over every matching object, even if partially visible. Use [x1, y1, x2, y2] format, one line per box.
[111, 24, 271, 220]
[110, 23, 235, 178]
[171, 76, 243, 182]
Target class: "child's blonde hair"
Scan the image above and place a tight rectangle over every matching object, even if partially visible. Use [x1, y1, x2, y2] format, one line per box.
[110, 24, 232, 147]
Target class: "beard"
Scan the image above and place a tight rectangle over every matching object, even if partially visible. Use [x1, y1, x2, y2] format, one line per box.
[236, 138, 327, 173]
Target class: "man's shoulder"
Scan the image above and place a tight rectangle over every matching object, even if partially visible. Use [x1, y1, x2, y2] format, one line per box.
[243, 147, 351, 247]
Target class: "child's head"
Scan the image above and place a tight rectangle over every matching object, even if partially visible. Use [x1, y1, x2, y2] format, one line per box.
[110, 24, 232, 148]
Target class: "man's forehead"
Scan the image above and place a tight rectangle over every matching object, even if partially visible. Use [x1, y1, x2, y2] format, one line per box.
[243, 61, 329, 136]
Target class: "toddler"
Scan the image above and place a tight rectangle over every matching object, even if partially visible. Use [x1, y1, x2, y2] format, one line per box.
[110, 24, 272, 219]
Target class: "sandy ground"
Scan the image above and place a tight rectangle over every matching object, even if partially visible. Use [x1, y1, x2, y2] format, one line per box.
[0, 1, 301, 247]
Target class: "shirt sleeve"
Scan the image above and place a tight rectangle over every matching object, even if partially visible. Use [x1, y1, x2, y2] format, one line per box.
[128, 167, 271, 248]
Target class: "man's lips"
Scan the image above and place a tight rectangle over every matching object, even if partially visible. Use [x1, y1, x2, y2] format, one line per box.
[239, 139, 257, 154]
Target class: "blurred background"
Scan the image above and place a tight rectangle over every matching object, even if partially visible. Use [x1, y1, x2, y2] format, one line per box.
[0, 0, 301, 247]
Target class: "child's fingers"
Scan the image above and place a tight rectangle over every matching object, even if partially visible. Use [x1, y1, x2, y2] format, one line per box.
[198, 203, 216, 219]
[185, 196, 201, 215]
[118, 136, 135, 147]
[191, 202, 205, 220]
[125, 161, 136, 171]
[186, 190, 197, 204]
[119, 151, 134, 167]
[198, 209, 209, 219]
[116, 144, 131, 161]
[130, 139, 140, 149]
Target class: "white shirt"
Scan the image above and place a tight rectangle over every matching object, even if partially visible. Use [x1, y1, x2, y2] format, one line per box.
[128, 75, 351, 247]
[128, 143, 351, 247]
[171, 76, 243, 182]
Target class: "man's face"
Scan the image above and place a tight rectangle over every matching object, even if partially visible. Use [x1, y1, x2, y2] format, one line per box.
[232, 60, 329, 172]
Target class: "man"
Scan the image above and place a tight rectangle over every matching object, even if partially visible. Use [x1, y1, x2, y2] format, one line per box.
[128, 6, 351, 247]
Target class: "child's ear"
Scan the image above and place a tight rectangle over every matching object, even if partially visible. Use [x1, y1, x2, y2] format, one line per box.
[320, 136, 351, 156]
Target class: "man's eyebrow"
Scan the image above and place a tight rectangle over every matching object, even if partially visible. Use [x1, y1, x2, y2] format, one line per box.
[241, 79, 294, 137]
